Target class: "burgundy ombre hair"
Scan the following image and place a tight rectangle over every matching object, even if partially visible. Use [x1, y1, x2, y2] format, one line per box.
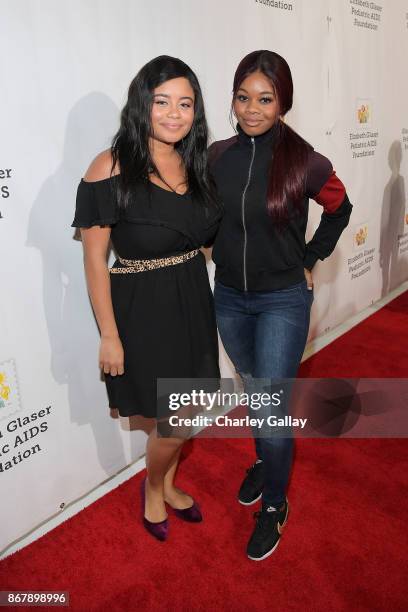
[232, 50, 312, 225]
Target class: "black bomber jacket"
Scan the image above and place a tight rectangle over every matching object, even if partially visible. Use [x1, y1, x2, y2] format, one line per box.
[208, 123, 353, 291]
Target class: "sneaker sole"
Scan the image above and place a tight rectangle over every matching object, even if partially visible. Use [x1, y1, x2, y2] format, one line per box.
[238, 492, 263, 506]
[247, 537, 281, 561]
[247, 499, 289, 561]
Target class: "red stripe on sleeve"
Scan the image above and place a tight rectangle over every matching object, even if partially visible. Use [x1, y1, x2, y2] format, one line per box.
[314, 172, 346, 213]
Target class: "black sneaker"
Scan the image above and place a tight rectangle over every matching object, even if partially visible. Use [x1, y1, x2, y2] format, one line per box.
[238, 459, 265, 505]
[247, 498, 289, 561]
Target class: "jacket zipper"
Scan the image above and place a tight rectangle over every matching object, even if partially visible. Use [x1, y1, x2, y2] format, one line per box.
[242, 137, 256, 291]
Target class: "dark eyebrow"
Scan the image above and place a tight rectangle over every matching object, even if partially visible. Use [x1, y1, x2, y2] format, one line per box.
[237, 88, 275, 95]
[153, 93, 194, 102]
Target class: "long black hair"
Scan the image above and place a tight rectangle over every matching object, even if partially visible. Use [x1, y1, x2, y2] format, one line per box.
[232, 50, 312, 225]
[111, 55, 217, 209]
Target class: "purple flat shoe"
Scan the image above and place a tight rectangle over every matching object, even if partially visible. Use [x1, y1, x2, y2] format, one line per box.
[140, 476, 169, 541]
[172, 499, 203, 523]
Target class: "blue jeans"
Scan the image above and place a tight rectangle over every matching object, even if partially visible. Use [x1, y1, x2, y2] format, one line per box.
[214, 279, 313, 507]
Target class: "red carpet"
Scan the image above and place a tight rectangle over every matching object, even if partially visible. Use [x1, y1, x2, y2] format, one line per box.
[1, 292, 407, 611]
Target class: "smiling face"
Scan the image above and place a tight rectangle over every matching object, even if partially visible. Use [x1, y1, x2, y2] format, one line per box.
[233, 70, 280, 137]
[150, 77, 195, 145]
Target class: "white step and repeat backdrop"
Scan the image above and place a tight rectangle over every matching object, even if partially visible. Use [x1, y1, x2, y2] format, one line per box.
[1, 0, 407, 552]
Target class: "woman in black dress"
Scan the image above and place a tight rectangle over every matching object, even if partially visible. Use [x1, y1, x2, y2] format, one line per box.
[72, 56, 221, 541]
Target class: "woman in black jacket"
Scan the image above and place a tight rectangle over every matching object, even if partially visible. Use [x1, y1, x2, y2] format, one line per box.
[209, 50, 352, 561]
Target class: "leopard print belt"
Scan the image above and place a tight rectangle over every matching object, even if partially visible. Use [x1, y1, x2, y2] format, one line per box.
[109, 248, 200, 274]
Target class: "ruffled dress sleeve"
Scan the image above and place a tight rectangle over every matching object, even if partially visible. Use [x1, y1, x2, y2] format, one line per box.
[71, 178, 119, 228]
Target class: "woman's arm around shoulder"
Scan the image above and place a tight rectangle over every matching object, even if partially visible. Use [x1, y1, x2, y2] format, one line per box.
[207, 136, 238, 172]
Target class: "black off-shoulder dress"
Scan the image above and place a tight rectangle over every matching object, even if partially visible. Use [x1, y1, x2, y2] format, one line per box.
[72, 176, 222, 418]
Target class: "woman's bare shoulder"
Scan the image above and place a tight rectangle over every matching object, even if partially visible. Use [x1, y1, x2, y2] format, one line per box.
[83, 149, 120, 182]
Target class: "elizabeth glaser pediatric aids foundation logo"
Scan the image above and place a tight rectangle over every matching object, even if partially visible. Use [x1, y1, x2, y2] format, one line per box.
[357, 103, 370, 124]
[0, 372, 10, 407]
[0, 359, 22, 419]
[354, 225, 368, 247]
